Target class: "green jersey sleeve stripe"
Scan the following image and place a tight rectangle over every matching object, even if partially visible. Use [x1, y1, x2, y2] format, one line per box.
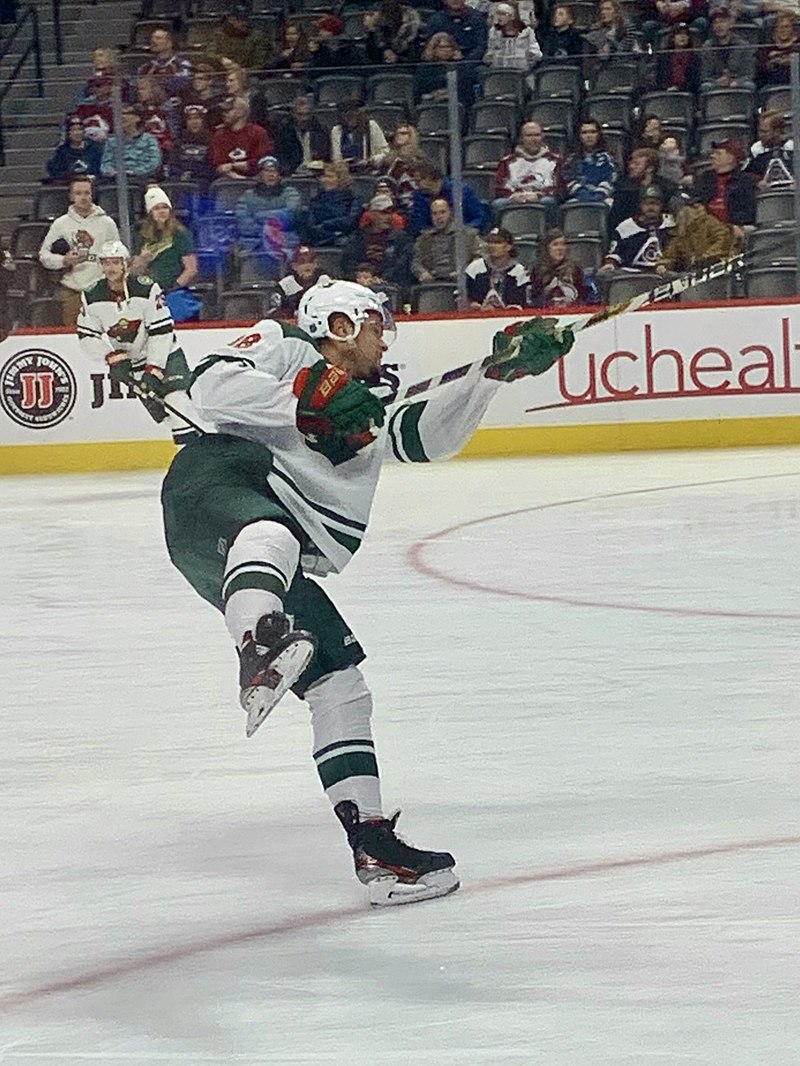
[190, 353, 256, 387]
[322, 522, 362, 556]
[147, 322, 174, 337]
[270, 465, 367, 532]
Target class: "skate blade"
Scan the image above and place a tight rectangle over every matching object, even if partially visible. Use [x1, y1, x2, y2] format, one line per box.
[242, 635, 316, 738]
[368, 868, 460, 907]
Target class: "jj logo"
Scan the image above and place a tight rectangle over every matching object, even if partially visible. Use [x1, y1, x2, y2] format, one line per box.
[18, 371, 55, 410]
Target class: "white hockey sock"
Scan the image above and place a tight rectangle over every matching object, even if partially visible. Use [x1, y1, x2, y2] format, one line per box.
[305, 666, 383, 819]
[223, 520, 300, 648]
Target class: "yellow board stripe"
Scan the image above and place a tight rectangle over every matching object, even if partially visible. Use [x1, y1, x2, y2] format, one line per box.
[2, 415, 800, 475]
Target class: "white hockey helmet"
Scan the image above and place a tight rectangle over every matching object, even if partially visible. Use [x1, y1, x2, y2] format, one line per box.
[98, 239, 130, 261]
[297, 275, 395, 347]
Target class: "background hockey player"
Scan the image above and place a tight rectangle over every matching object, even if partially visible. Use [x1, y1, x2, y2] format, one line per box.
[161, 277, 573, 906]
[76, 240, 203, 445]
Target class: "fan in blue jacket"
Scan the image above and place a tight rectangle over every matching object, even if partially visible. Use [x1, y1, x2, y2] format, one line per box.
[408, 159, 487, 236]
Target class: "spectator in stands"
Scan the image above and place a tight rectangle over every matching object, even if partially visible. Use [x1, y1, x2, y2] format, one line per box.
[275, 95, 331, 175]
[206, 5, 270, 72]
[411, 197, 481, 282]
[493, 120, 562, 215]
[330, 100, 390, 173]
[540, 4, 585, 58]
[137, 27, 191, 105]
[409, 158, 486, 235]
[529, 227, 594, 305]
[183, 58, 226, 131]
[234, 155, 302, 258]
[654, 21, 700, 93]
[657, 134, 690, 191]
[585, 0, 641, 57]
[134, 75, 176, 156]
[166, 104, 214, 187]
[271, 19, 312, 70]
[599, 185, 674, 273]
[608, 147, 676, 230]
[466, 226, 530, 308]
[211, 96, 273, 180]
[38, 175, 120, 325]
[100, 106, 162, 181]
[639, 0, 706, 51]
[364, 0, 423, 65]
[341, 192, 413, 285]
[415, 33, 473, 104]
[309, 14, 362, 71]
[634, 114, 664, 152]
[560, 119, 617, 205]
[74, 46, 121, 106]
[693, 137, 756, 237]
[305, 162, 362, 246]
[221, 60, 270, 130]
[75, 74, 115, 144]
[129, 186, 199, 319]
[655, 198, 737, 273]
[700, 8, 756, 91]
[271, 246, 323, 317]
[46, 116, 103, 182]
[484, 2, 542, 71]
[381, 124, 426, 215]
[757, 11, 800, 86]
[744, 110, 794, 188]
[426, 0, 489, 63]
[357, 181, 406, 230]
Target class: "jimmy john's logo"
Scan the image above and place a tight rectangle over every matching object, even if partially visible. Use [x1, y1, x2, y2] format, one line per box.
[0, 349, 77, 429]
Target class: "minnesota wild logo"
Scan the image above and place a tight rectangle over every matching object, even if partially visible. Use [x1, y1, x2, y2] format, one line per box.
[108, 318, 142, 344]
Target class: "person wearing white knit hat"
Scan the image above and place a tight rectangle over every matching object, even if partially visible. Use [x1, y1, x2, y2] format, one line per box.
[129, 184, 198, 320]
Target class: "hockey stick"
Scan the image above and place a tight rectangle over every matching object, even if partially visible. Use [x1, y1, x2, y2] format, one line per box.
[130, 379, 209, 436]
[385, 254, 746, 409]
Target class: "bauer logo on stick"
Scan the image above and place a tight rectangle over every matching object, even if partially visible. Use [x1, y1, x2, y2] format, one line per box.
[0, 349, 77, 429]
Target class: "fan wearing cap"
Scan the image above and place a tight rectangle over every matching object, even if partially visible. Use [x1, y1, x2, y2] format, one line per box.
[309, 13, 361, 70]
[205, 5, 270, 72]
[46, 115, 103, 181]
[700, 8, 755, 92]
[692, 137, 756, 239]
[341, 193, 413, 285]
[600, 185, 674, 274]
[234, 156, 302, 256]
[100, 105, 162, 181]
[466, 226, 530, 309]
[271, 246, 323, 317]
[210, 96, 273, 179]
[129, 187, 198, 315]
[484, 1, 542, 70]
[76, 239, 204, 445]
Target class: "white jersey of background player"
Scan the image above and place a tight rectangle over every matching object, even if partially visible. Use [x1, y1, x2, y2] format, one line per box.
[161, 277, 572, 905]
[76, 240, 201, 445]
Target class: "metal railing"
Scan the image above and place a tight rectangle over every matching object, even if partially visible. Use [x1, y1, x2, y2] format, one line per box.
[0, 4, 43, 165]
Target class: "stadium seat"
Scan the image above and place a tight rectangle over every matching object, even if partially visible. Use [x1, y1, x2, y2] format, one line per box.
[370, 104, 407, 137]
[463, 134, 511, 170]
[526, 97, 575, 134]
[10, 222, 51, 259]
[499, 203, 548, 239]
[746, 266, 797, 298]
[584, 93, 633, 132]
[478, 68, 526, 105]
[315, 75, 366, 107]
[221, 289, 273, 322]
[417, 102, 457, 137]
[638, 92, 695, 131]
[561, 201, 609, 241]
[755, 191, 794, 226]
[211, 178, 256, 215]
[591, 58, 641, 96]
[695, 122, 752, 159]
[749, 224, 796, 264]
[33, 185, 71, 222]
[603, 271, 659, 306]
[411, 283, 457, 314]
[462, 168, 496, 202]
[366, 72, 415, 110]
[236, 252, 281, 287]
[470, 100, 520, 137]
[701, 88, 756, 125]
[533, 62, 583, 104]
[566, 236, 605, 271]
[259, 76, 310, 110]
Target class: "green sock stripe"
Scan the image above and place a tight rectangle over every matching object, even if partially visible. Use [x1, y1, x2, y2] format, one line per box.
[313, 738, 374, 761]
[316, 750, 379, 790]
[222, 560, 287, 600]
[222, 571, 286, 603]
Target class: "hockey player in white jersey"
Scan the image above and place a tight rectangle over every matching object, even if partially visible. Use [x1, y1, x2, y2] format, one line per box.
[161, 276, 573, 905]
[77, 240, 202, 445]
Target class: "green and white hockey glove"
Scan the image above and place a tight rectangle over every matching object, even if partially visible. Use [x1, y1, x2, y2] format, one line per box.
[105, 349, 134, 386]
[139, 363, 169, 399]
[293, 359, 386, 467]
[486, 317, 575, 382]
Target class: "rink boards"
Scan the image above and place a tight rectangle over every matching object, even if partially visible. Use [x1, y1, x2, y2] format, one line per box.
[2, 298, 800, 474]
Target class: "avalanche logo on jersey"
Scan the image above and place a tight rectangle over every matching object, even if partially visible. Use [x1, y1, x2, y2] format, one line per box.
[0, 349, 77, 429]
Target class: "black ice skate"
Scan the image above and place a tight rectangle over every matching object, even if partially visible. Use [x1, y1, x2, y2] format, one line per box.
[239, 613, 316, 738]
[335, 800, 459, 906]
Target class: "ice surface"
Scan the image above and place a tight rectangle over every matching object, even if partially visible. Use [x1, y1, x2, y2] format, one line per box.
[1, 448, 798, 1064]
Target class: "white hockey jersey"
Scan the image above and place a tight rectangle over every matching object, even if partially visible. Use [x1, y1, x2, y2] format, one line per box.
[76, 274, 178, 370]
[189, 320, 501, 574]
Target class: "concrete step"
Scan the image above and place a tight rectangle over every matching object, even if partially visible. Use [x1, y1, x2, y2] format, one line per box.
[3, 127, 62, 150]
